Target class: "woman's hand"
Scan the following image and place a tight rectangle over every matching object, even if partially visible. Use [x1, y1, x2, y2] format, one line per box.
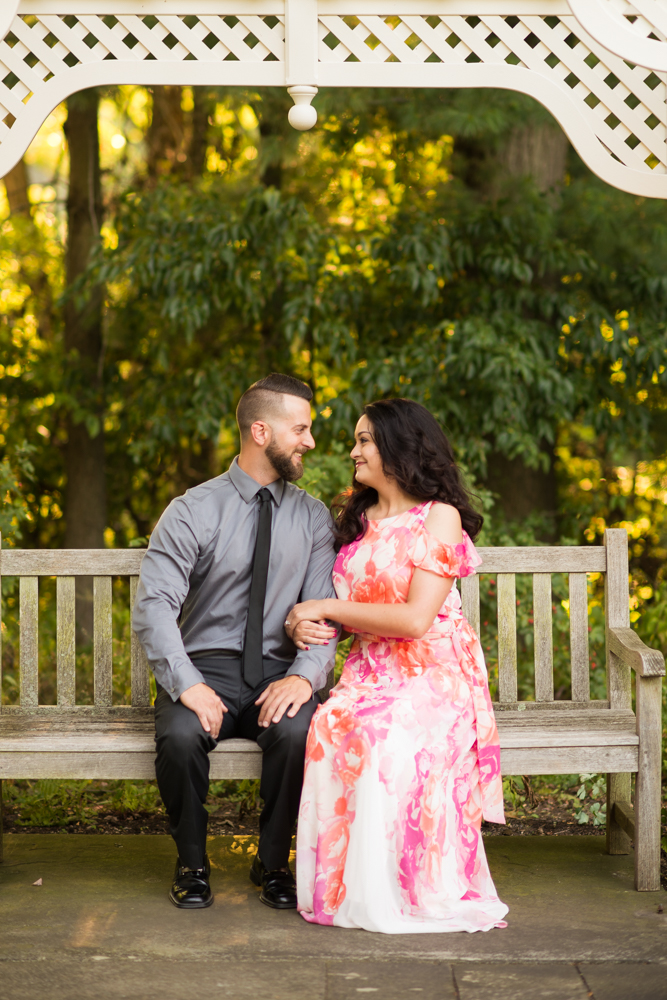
[286, 599, 331, 630]
[285, 600, 335, 650]
[291, 618, 337, 651]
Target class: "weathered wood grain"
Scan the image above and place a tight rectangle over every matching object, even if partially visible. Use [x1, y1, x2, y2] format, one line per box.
[500, 745, 638, 775]
[19, 577, 38, 708]
[634, 674, 663, 891]
[0, 746, 637, 781]
[130, 576, 151, 707]
[0, 705, 154, 720]
[606, 772, 632, 857]
[0, 751, 263, 781]
[497, 573, 517, 703]
[493, 700, 611, 712]
[1, 549, 145, 576]
[460, 574, 480, 636]
[477, 547, 605, 574]
[605, 529, 631, 710]
[612, 800, 635, 841]
[56, 577, 76, 707]
[533, 573, 554, 702]
[1, 547, 605, 578]
[93, 577, 113, 708]
[0, 712, 638, 751]
[608, 627, 665, 678]
[568, 572, 590, 702]
[604, 528, 633, 857]
[0, 731, 254, 752]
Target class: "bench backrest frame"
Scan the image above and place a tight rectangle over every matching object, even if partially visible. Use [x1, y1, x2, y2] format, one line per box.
[0, 529, 631, 715]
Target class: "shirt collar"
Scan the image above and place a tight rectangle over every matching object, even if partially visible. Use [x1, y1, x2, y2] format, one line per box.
[227, 456, 285, 506]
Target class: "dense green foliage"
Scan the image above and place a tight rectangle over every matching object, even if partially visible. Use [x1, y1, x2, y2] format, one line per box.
[0, 85, 665, 836]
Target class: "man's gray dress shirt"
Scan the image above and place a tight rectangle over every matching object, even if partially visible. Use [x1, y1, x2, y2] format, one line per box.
[132, 458, 338, 701]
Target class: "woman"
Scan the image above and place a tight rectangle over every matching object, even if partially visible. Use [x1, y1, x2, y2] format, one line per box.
[286, 398, 507, 934]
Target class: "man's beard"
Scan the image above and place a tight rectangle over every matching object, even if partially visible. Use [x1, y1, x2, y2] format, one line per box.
[265, 441, 304, 482]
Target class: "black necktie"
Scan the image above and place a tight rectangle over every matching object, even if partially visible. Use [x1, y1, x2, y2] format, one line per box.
[242, 487, 273, 688]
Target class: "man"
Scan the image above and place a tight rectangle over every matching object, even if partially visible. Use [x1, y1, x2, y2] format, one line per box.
[133, 373, 338, 910]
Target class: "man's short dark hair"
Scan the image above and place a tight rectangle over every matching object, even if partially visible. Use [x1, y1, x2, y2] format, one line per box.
[236, 373, 313, 438]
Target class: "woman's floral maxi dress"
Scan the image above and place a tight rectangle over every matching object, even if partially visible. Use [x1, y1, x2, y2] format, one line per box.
[296, 502, 508, 934]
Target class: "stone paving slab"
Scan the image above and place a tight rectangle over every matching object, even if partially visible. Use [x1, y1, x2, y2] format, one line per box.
[1, 833, 666, 999]
[0, 959, 665, 1000]
[454, 963, 592, 1000]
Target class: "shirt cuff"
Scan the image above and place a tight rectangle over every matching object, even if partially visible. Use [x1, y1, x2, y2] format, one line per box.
[285, 660, 325, 694]
[160, 658, 206, 702]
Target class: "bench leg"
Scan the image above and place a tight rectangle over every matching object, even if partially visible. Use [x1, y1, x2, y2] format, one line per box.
[0, 779, 3, 864]
[606, 773, 632, 856]
[634, 675, 662, 891]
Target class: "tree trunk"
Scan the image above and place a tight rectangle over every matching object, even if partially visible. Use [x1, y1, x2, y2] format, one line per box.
[481, 122, 568, 530]
[63, 89, 106, 642]
[498, 123, 569, 193]
[146, 86, 186, 181]
[3, 160, 30, 216]
[485, 448, 559, 539]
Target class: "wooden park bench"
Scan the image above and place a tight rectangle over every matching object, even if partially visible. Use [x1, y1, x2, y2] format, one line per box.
[0, 529, 663, 890]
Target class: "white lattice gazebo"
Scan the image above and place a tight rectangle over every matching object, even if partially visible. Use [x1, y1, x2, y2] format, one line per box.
[1, 1, 667, 197]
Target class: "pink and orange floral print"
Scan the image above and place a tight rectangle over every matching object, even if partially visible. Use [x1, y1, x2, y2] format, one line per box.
[296, 502, 508, 934]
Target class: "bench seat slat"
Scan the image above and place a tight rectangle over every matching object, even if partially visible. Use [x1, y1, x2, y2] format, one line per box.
[0, 712, 638, 750]
[0, 746, 638, 781]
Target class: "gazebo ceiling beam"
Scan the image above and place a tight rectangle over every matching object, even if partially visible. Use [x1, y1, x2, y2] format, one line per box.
[1, 1, 666, 197]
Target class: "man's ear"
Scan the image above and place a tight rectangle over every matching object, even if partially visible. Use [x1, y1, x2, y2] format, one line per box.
[250, 420, 271, 447]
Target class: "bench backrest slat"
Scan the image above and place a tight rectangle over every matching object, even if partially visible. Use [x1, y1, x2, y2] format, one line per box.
[497, 574, 518, 703]
[533, 574, 554, 702]
[19, 576, 39, 707]
[569, 572, 590, 702]
[130, 576, 151, 707]
[605, 529, 631, 712]
[93, 577, 113, 708]
[56, 577, 76, 707]
[460, 574, 480, 636]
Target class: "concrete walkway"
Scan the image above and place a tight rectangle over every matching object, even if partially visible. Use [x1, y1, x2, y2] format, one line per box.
[0, 833, 665, 999]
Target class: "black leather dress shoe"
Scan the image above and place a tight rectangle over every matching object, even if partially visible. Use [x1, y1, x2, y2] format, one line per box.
[249, 855, 297, 909]
[169, 854, 213, 909]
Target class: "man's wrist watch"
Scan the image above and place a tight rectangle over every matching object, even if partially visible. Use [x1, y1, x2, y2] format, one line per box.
[295, 674, 313, 692]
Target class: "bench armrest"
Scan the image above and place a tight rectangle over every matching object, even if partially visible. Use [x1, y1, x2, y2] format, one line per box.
[608, 627, 665, 677]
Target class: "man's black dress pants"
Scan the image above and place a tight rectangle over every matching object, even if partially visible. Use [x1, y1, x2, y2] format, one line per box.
[154, 656, 318, 871]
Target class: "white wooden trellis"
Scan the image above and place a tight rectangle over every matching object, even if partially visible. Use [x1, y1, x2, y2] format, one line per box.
[1, 1, 667, 197]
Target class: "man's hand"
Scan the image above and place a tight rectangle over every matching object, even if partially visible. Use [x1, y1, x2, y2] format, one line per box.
[255, 675, 312, 728]
[180, 682, 227, 739]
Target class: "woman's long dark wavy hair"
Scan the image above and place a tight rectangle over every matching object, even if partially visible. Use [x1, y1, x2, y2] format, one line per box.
[332, 398, 483, 549]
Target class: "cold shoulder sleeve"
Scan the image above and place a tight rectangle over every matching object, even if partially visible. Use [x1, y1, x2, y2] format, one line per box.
[408, 527, 482, 579]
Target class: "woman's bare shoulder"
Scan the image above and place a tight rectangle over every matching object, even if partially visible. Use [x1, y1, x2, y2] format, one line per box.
[424, 502, 463, 545]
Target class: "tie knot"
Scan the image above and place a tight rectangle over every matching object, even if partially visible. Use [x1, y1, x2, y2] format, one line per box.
[257, 488, 272, 504]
